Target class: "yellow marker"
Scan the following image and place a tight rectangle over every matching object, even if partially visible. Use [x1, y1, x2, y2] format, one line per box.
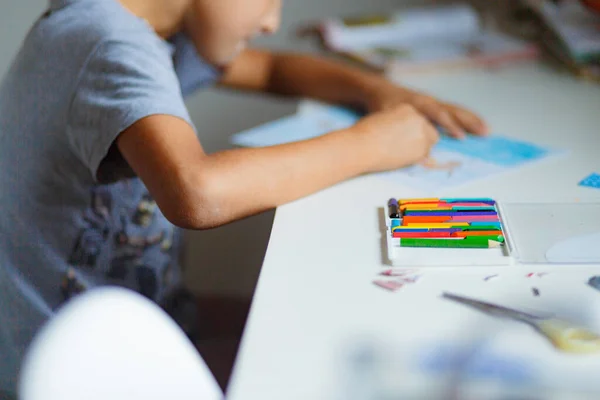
[443, 292, 600, 354]
[399, 198, 439, 205]
[400, 204, 452, 211]
[404, 222, 470, 228]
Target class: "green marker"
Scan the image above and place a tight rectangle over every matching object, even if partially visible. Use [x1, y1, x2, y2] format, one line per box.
[461, 225, 503, 231]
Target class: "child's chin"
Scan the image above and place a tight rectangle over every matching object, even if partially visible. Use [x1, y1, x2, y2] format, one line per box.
[222, 44, 246, 64]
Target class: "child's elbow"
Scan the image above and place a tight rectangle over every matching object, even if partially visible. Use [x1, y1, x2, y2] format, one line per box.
[159, 173, 227, 230]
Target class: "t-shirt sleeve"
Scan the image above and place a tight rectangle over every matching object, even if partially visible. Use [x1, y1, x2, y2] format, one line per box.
[170, 33, 223, 98]
[67, 38, 193, 181]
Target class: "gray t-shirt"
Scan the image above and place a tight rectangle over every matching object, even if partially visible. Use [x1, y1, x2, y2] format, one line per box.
[0, 0, 221, 394]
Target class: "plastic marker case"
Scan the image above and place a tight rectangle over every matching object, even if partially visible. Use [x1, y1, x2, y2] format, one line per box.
[384, 200, 600, 267]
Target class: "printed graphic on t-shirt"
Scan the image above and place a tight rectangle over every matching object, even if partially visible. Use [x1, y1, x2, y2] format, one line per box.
[69, 187, 112, 268]
[68, 183, 176, 301]
[60, 267, 87, 301]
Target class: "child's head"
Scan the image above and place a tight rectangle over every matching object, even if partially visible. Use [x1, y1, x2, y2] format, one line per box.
[184, 0, 282, 66]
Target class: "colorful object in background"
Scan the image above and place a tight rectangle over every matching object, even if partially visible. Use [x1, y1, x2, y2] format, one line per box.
[581, 0, 600, 14]
[579, 173, 600, 189]
[387, 197, 505, 248]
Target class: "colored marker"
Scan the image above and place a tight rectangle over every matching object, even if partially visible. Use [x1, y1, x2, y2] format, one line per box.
[447, 216, 500, 222]
[403, 211, 497, 217]
[393, 231, 453, 238]
[402, 216, 451, 223]
[399, 198, 439, 205]
[393, 227, 463, 233]
[452, 234, 505, 242]
[402, 206, 455, 212]
[399, 198, 496, 206]
[400, 203, 453, 210]
[449, 206, 496, 211]
[451, 230, 503, 237]
[393, 232, 503, 242]
[401, 204, 496, 211]
[395, 225, 501, 232]
[392, 227, 431, 232]
[470, 222, 502, 227]
[401, 202, 496, 209]
[401, 215, 500, 224]
[461, 225, 503, 231]
[440, 198, 496, 204]
[398, 237, 503, 248]
[388, 198, 399, 218]
[402, 222, 470, 228]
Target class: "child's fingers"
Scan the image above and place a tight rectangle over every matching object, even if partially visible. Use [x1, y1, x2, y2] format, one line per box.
[420, 103, 465, 139]
[447, 105, 489, 136]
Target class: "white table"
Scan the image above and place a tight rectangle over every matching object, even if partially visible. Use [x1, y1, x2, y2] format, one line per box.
[227, 63, 600, 400]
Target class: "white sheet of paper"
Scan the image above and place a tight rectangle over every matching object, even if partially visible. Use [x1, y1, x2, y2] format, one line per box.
[230, 101, 561, 192]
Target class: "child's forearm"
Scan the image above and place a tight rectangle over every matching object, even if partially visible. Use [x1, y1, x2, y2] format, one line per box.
[219, 50, 386, 110]
[181, 126, 371, 229]
[220, 50, 488, 137]
[266, 52, 384, 110]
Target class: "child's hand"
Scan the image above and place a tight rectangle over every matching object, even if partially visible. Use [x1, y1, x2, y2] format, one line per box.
[351, 104, 439, 173]
[365, 81, 489, 139]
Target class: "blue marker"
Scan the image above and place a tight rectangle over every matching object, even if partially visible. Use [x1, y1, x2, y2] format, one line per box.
[470, 221, 502, 227]
[441, 198, 496, 205]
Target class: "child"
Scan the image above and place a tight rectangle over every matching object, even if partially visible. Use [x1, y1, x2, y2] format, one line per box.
[0, 0, 487, 394]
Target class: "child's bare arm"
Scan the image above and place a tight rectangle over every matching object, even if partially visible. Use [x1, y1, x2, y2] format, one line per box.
[219, 49, 488, 138]
[116, 106, 437, 230]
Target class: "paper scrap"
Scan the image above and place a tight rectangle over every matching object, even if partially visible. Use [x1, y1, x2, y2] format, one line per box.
[579, 173, 600, 189]
[381, 268, 419, 276]
[373, 280, 404, 292]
